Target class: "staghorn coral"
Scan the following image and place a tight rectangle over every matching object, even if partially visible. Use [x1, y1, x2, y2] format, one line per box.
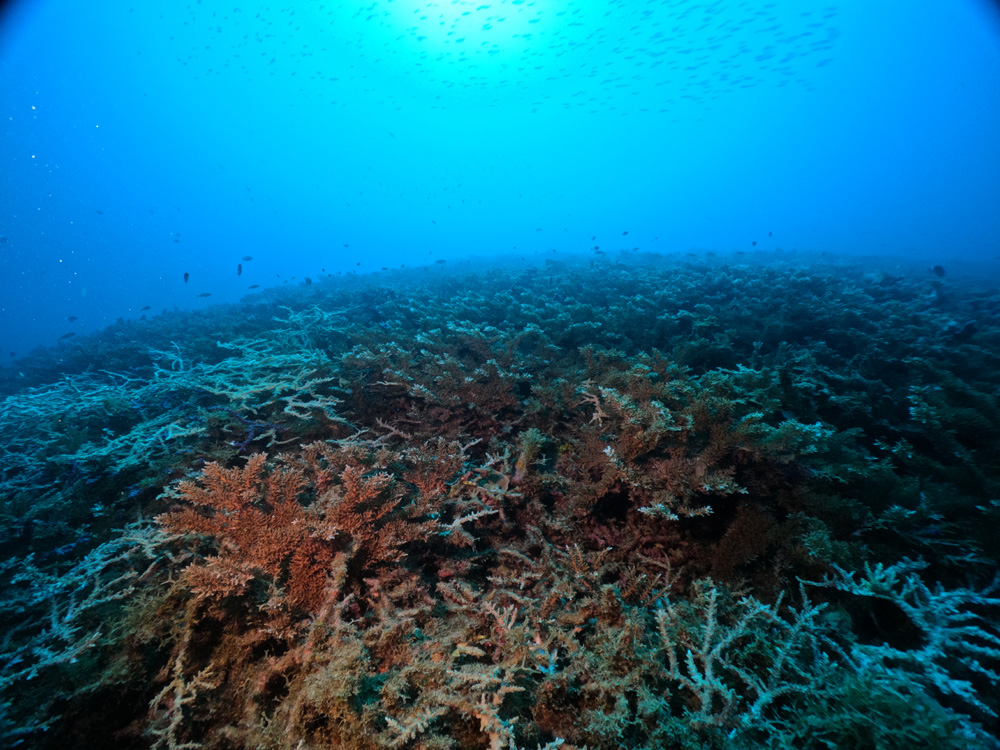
[805, 558, 1000, 719]
[2, 256, 999, 748]
[0, 523, 166, 746]
[141, 433, 999, 749]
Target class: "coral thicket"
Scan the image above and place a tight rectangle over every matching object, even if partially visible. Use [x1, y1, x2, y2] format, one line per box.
[1, 254, 998, 749]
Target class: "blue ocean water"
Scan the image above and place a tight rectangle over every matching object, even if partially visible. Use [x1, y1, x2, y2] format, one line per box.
[1, 0, 998, 359]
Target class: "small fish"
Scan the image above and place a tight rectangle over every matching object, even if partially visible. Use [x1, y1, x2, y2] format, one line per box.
[183, 272, 189, 284]
[96, 210, 103, 215]
[248, 284, 260, 289]
[242, 255, 253, 261]
[768, 231, 773, 237]
[141, 306, 151, 311]
[622, 230, 628, 235]
[752, 241, 757, 246]
[67, 315, 78, 322]
[197, 292, 211, 298]
[58, 332, 76, 340]
[435, 259, 447, 264]
[237, 263, 242, 276]
[305, 277, 312, 285]
[931, 265, 946, 277]
[0, 236, 7, 242]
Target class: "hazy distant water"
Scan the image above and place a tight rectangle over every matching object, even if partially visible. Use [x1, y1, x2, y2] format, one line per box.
[1, 0, 998, 359]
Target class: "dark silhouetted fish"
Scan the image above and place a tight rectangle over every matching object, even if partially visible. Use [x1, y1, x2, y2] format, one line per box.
[931, 265, 946, 277]
[58, 332, 76, 340]
[242, 255, 253, 261]
[248, 284, 260, 289]
[237, 263, 242, 276]
[305, 277, 312, 285]
[141, 306, 151, 311]
[197, 292, 211, 298]
[184, 272, 189, 284]
[67, 315, 78, 322]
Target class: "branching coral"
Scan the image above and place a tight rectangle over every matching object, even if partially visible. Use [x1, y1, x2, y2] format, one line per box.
[805, 559, 1000, 718]
[2, 256, 999, 749]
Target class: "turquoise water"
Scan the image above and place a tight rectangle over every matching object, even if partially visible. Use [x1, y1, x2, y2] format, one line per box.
[1, 0, 998, 357]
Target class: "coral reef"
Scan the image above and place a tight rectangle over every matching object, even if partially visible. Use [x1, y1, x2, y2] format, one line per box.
[1, 253, 999, 748]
